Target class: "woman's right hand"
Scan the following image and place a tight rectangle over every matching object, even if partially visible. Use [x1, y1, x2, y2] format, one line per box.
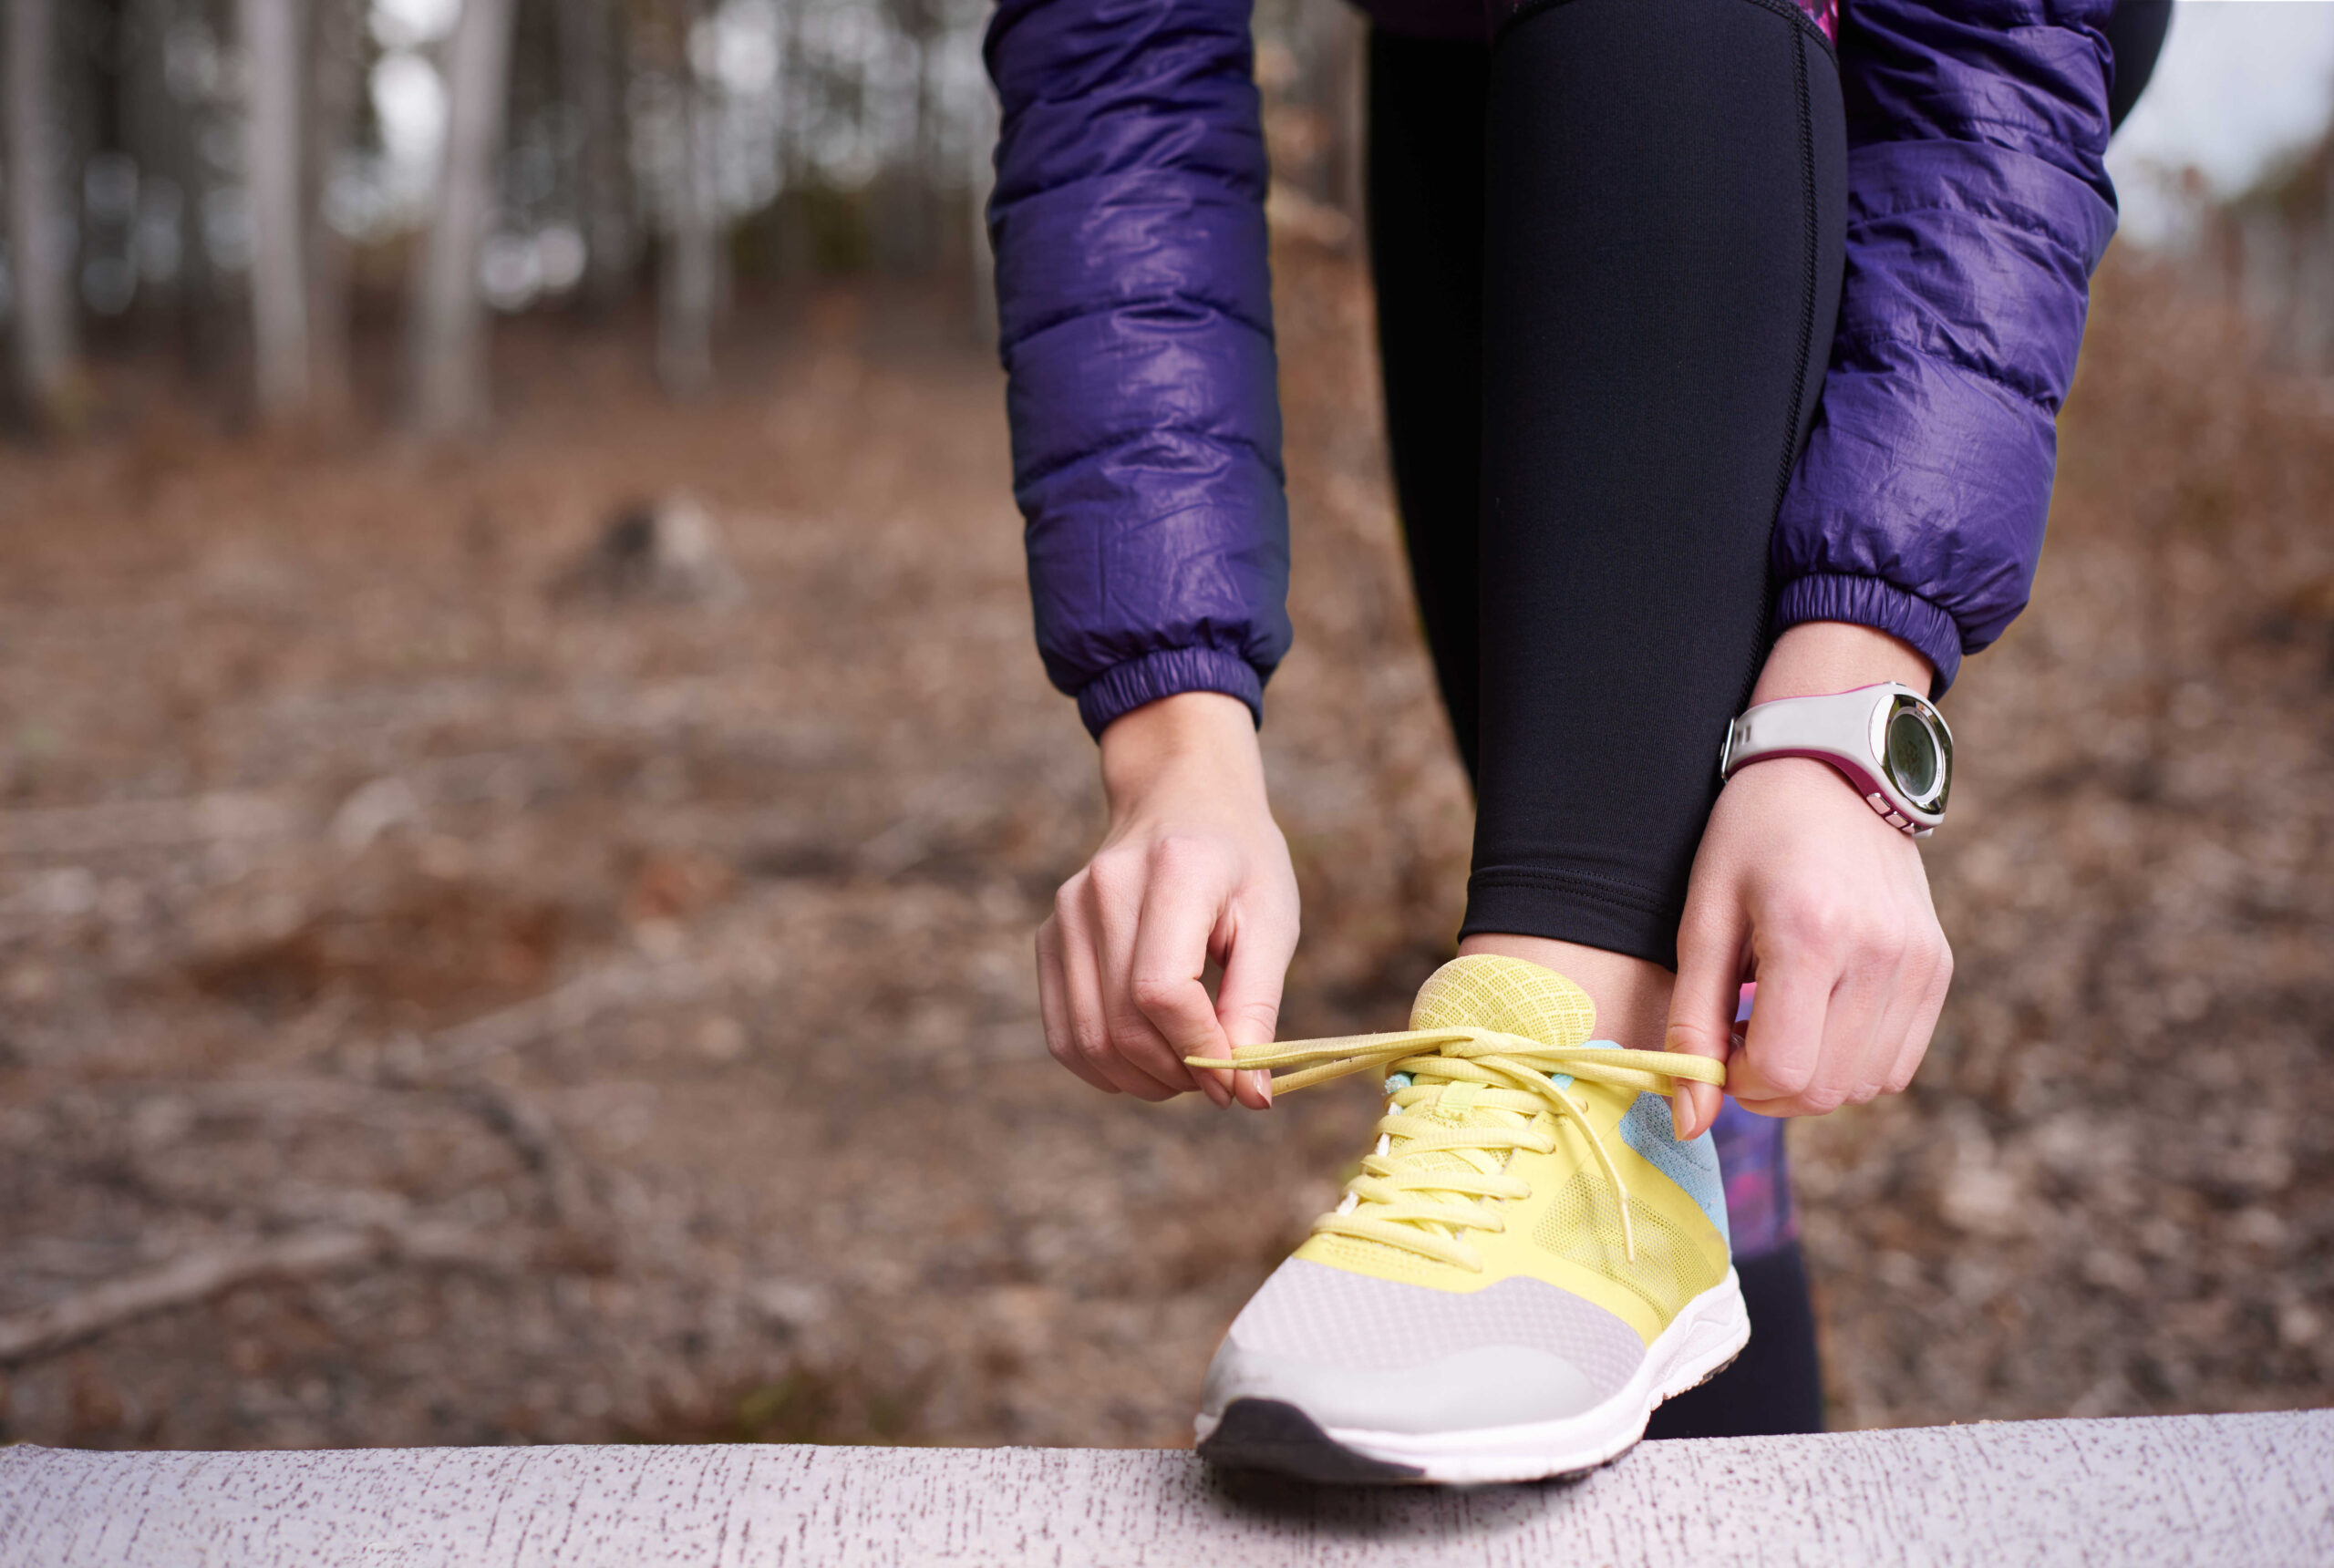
[1037, 691, 1296, 1109]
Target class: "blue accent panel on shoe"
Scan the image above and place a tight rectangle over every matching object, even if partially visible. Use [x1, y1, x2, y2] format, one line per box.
[1618, 1092, 1730, 1250]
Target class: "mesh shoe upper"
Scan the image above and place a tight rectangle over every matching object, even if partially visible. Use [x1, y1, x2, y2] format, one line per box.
[1224, 1258, 1644, 1390]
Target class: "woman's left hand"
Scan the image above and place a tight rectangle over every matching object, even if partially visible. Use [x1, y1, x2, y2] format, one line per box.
[1661, 623, 1955, 1138]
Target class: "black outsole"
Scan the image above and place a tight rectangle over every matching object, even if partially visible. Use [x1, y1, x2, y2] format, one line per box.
[1197, 1399, 1428, 1485]
[1197, 1352, 1748, 1489]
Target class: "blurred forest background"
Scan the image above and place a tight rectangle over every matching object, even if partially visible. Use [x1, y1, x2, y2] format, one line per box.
[0, 0, 2329, 1449]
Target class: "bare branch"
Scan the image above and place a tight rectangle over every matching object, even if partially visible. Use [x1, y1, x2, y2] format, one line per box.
[0, 1222, 501, 1367]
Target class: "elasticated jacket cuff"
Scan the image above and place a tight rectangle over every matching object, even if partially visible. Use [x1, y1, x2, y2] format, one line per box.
[1075, 646, 1265, 740]
[1772, 572, 1963, 695]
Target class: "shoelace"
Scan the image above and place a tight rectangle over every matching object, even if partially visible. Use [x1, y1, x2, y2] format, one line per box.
[1188, 1029, 1726, 1273]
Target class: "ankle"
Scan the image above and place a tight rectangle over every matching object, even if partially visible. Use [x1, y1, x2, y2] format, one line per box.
[1454, 934, 1674, 1051]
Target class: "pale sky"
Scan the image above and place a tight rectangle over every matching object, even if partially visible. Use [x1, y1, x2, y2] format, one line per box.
[2109, 1, 2334, 246]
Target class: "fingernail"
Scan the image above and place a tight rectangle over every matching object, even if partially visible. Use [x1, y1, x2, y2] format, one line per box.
[1672, 1089, 1692, 1140]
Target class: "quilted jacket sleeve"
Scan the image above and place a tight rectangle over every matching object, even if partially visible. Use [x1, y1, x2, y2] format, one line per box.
[985, 0, 1292, 739]
[1771, 0, 2119, 690]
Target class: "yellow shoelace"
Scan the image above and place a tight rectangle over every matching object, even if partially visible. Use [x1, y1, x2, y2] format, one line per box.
[1188, 1029, 1726, 1273]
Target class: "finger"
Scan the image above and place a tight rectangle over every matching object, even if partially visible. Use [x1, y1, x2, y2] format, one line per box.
[1212, 890, 1297, 1111]
[1854, 924, 1924, 1104]
[1084, 861, 1197, 1099]
[1667, 895, 1748, 1139]
[1087, 849, 1215, 1099]
[1060, 878, 1178, 1100]
[1885, 936, 1952, 1095]
[1128, 857, 1236, 1108]
[1808, 940, 1896, 1114]
[1731, 949, 1830, 1111]
[1037, 914, 1116, 1094]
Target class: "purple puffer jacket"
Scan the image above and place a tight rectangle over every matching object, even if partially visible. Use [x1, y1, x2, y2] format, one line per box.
[985, 0, 2118, 736]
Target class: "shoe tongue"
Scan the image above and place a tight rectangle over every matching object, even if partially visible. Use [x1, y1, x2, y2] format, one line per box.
[1316, 956, 1605, 1269]
[1409, 954, 1598, 1048]
[1328, 955, 1604, 1264]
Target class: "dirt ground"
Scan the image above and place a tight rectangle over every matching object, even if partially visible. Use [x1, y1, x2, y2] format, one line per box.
[1, 240, 2328, 1451]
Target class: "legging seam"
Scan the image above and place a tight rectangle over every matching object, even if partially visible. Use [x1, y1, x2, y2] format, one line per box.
[1751, 25, 1822, 702]
[1494, 0, 1839, 58]
[1779, 33, 1818, 526]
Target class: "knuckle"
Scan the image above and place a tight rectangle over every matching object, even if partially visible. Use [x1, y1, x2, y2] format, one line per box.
[1761, 1057, 1816, 1097]
[1665, 1023, 1725, 1059]
[1103, 1007, 1162, 1053]
[1148, 834, 1213, 879]
[1223, 997, 1281, 1037]
[1086, 852, 1136, 896]
[1774, 895, 1847, 949]
[1128, 973, 1195, 1017]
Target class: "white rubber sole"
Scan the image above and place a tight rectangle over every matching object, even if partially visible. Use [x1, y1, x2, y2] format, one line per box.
[1194, 1269, 1750, 1487]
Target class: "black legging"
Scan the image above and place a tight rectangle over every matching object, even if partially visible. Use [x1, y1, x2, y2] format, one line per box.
[1375, 0, 1845, 973]
[1367, 0, 2167, 1442]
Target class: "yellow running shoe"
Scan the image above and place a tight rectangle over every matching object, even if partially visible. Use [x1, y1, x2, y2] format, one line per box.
[1188, 954, 1745, 1485]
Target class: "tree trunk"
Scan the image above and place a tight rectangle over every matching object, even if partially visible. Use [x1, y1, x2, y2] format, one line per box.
[241, 0, 309, 419]
[4, 0, 81, 427]
[408, 0, 520, 437]
[560, 0, 635, 312]
[304, 0, 367, 418]
[969, 87, 997, 346]
[656, 5, 716, 401]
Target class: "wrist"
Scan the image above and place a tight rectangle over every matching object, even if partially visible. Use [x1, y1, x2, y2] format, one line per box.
[1723, 656, 1954, 835]
[1750, 622, 1933, 706]
[1098, 691, 1267, 824]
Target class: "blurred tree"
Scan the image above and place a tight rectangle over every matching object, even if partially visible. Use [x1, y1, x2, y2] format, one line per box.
[4, 0, 86, 428]
[137, 0, 232, 379]
[242, 0, 310, 418]
[2230, 127, 2334, 375]
[0, 0, 1383, 428]
[304, 0, 369, 416]
[655, 0, 718, 398]
[872, 0, 936, 273]
[410, 0, 521, 435]
[967, 81, 995, 346]
[560, 0, 636, 312]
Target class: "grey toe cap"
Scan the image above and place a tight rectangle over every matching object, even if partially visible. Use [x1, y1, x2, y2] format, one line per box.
[1200, 1259, 1649, 1435]
[1201, 1337, 1608, 1434]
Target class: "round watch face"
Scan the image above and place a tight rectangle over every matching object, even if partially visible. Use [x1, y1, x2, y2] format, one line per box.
[1882, 699, 1950, 813]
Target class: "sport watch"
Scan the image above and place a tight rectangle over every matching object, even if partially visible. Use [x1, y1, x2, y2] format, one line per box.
[1718, 683, 1953, 837]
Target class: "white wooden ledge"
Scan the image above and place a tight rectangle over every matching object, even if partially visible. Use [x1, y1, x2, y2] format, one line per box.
[4, 1411, 2328, 1567]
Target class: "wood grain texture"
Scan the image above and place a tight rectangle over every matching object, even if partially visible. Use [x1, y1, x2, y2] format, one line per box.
[4, 1412, 2327, 1566]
